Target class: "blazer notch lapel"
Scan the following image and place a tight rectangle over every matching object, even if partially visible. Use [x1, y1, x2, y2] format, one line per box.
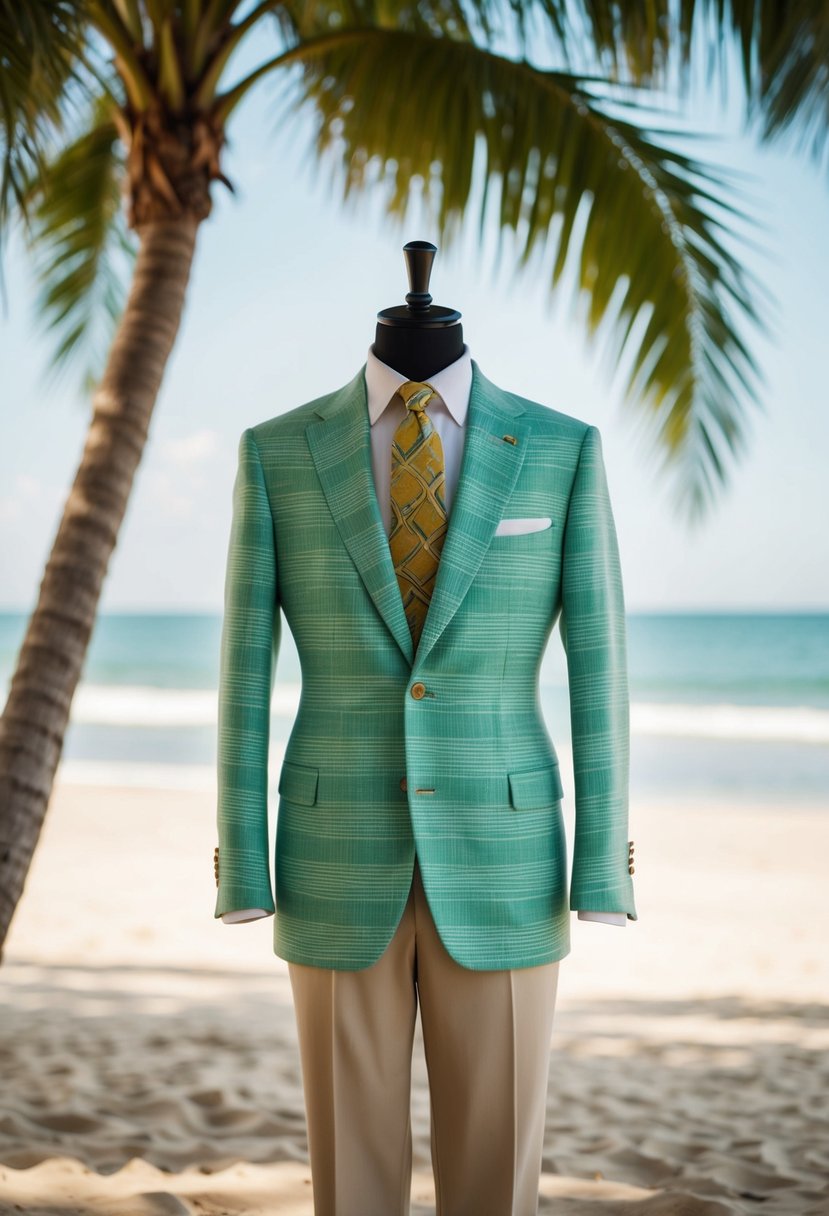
[305, 376, 415, 667]
[414, 372, 530, 669]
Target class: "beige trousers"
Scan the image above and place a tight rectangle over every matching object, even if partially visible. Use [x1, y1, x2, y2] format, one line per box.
[287, 856, 561, 1216]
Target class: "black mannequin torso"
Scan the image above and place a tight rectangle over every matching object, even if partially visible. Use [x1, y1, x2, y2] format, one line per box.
[371, 322, 464, 383]
[371, 240, 465, 381]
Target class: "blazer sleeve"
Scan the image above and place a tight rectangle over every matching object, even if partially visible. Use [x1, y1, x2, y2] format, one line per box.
[559, 424, 637, 921]
[214, 427, 280, 919]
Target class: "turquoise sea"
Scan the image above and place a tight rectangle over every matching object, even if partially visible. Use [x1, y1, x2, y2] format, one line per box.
[0, 611, 827, 807]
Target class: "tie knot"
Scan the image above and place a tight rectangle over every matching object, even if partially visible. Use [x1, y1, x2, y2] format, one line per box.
[398, 381, 438, 412]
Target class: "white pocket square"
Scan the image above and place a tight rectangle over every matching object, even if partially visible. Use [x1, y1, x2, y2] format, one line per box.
[494, 516, 552, 536]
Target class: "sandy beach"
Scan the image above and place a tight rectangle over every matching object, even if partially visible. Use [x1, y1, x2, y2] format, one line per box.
[1, 775, 828, 1215]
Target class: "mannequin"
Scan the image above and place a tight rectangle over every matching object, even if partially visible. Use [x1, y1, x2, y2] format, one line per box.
[214, 239, 637, 1213]
[371, 239, 466, 377]
[222, 239, 626, 929]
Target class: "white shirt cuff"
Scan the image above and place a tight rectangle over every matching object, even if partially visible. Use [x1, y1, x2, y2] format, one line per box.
[221, 907, 272, 924]
[577, 909, 627, 926]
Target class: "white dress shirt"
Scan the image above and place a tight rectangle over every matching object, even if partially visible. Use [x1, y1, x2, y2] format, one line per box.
[223, 343, 627, 928]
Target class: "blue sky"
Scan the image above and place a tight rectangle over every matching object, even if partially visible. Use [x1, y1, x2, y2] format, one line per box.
[1, 23, 827, 613]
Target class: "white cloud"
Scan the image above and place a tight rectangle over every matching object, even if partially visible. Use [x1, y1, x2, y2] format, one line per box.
[138, 429, 223, 520]
[159, 429, 220, 468]
[0, 473, 56, 523]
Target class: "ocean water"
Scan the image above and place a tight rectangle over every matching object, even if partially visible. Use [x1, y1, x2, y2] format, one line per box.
[0, 611, 826, 807]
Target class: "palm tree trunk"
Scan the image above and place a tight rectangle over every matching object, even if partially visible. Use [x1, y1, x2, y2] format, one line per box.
[0, 216, 201, 960]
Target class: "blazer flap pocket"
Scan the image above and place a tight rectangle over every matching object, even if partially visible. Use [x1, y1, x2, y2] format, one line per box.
[508, 763, 563, 810]
[278, 760, 319, 806]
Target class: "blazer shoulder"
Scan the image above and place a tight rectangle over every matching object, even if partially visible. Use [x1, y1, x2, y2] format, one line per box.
[246, 395, 325, 446]
[485, 374, 593, 441]
[246, 365, 364, 444]
[492, 386, 596, 472]
[518, 395, 593, 440]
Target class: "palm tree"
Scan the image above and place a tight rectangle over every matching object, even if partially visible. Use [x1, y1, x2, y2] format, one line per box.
[0, 0, 824, 957]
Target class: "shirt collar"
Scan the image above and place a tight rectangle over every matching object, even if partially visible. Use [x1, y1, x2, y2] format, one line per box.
[364, 342, 472, 426]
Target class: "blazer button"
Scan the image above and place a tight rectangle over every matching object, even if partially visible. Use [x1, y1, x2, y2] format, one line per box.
[411, 682, 426, 699]
[400, 776, 407, 792]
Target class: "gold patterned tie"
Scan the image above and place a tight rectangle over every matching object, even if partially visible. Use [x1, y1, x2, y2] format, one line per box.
[388, 380, 448, 651]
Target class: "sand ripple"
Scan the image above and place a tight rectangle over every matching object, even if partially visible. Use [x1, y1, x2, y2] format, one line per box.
[1, 964, 828, 1214]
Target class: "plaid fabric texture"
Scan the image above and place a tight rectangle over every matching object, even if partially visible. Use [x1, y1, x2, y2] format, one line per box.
[214, 358, 637, 971]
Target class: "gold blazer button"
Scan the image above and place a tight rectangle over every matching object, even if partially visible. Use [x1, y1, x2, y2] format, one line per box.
[400, 776, 408, 792]
[410, 682, 426, 699]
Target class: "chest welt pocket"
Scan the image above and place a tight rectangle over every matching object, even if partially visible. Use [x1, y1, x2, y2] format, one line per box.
[278, 760, 319, 806]
[508, 763, 564, 810]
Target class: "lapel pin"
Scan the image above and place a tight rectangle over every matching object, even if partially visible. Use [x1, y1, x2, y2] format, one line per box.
[502, 434, 517, 445]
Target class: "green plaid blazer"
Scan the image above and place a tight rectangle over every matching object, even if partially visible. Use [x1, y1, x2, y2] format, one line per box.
[214, 358, 637, 970]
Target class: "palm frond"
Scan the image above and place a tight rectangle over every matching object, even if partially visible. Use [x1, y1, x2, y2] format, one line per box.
[541, 0, 679, 83]
[540, 0, 829, 177]
[275, 26, 770, 518]
[0, 0, 89, 227]
[22, 90, 136, 397]
[747, 0, 829, 174]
